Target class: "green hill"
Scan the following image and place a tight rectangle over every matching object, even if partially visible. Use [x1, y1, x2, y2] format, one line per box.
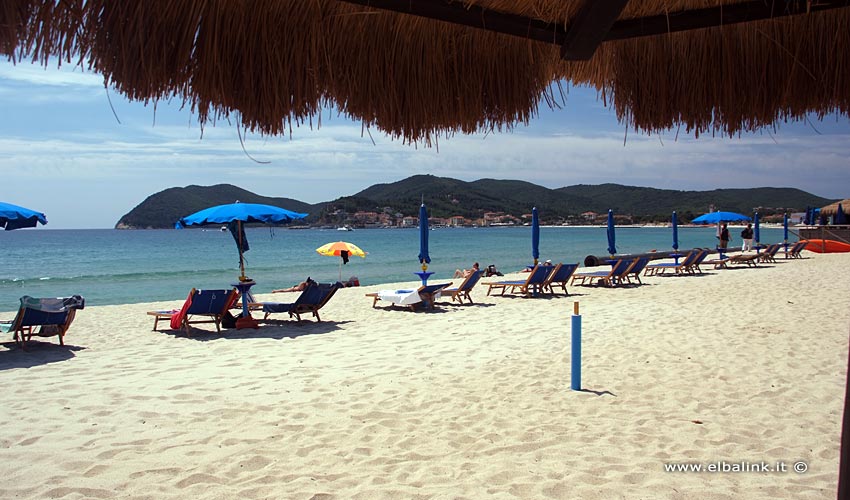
[115, 184, 321, 229]
[116, 177, 834, 228]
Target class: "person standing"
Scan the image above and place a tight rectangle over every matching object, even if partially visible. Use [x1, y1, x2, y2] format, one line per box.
[740, 223, 754, 251]
[719, 223, 730, 249]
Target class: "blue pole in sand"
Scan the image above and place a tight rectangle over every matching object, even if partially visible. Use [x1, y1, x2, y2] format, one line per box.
[571, 302, 581, 391]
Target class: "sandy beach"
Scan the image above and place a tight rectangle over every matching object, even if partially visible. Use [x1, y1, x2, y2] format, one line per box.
[1, 252, 848, 499]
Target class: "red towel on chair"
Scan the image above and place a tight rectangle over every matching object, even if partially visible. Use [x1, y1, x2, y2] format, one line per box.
[170, 291, 194, 330]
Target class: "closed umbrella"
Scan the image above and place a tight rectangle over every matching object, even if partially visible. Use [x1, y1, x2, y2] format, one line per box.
[316, 241, 367, 281]
[836, 204, 847, 225]
[532, 206, 540, 265]
[606, 209, 616, 256]
[417, 203, 433, 284]
[671, 211, 679, 251]
[0, 202, 47, 230]
[783, 213, 789, 251]
[753, 212, 761, 248]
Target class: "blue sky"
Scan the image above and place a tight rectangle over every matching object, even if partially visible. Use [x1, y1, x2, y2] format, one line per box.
[1, 60, 848, 229]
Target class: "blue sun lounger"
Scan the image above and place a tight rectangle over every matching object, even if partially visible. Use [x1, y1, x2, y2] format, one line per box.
[542, 263, 579, 295]
[483, 263, 551, 297]
[1, 295, 85, 348]
[253, 282, 342, 322]
[571, 258, 633, 287]
[441, 270, 483, 304]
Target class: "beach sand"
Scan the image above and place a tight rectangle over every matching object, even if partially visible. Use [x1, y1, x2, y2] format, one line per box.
[1, 253, 848, 499]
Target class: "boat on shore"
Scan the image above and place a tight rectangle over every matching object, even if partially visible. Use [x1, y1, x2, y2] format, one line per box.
[800, 239, 850, 253]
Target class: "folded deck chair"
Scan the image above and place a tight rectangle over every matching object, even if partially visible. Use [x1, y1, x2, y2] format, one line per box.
[365, 282, 453, 311]
[1, 295, 85, 348]
[441, 270, 483, 304]
[482, 263, 551, 297]
[252, 282, 342, 322]
[728, 253, 760, 267]
[542, 263, 579, 295]
[147, 288, 237, 335]
[644, 251, 699, 276]
[571, 258, 633, 287]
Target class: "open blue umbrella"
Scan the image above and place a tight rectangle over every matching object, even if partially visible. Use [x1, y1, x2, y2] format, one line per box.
[531, 207, 540, 265]
[753, 212, 760, 247]
[0, 202, 47, 230]
[691, 211, 752, 224]
[176, 202, 307, 281]
[606, 209, 616, 256]
[671, 211, 679, 251]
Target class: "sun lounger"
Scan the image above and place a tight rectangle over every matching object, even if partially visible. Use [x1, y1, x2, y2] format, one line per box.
[1, 295, 85, 349]
[571, 258, 633, 287]
[542, 263, 579, 295]
[728, 253, 760, 267]
[252, 282, 342, 322]
[784, 241, 808, 259]
[365, 282, 453, 311]
[441, 270, 482, 304]
[147, 288, 237, 335]
[483, 264, 551, 297]
[644, 251, 699, 276]
[758, 243, 781, 263]
[621, 257, 650, 284]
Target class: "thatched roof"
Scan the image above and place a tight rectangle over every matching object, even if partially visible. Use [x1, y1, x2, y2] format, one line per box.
[821, 199, 850, 215]
[2, 1, 849, 144]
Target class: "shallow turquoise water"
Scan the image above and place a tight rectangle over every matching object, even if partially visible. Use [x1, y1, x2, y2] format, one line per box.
[0, 226, 789, 307]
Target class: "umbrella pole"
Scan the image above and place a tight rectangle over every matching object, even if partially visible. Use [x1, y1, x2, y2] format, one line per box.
[338, 259, 342, 282]
[238, 220, 246, 281]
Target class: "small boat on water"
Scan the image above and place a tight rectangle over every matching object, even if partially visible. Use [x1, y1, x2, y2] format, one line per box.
[337, 225, 353, 231]
[800, 239, 850, 253]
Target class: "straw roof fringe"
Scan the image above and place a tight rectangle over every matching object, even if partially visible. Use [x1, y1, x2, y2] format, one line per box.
[821, 199, 850, 215]
[3, 1, 849, 144]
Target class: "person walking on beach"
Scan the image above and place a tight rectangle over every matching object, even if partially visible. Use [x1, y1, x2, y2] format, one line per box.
[741, 223, 754, 252]
[719, 223, 730, 250]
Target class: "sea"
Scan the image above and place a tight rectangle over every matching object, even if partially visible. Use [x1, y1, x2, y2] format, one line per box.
[0, 225, 789, 308]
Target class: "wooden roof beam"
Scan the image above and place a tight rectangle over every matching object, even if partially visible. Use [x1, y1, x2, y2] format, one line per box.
[560, 1, 630, 60]
[337, 0, 850, 59]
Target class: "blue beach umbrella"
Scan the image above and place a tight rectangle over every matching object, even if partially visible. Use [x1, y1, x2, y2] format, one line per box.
[418, 203, 430, 268]
[606, 209, 616, 256]
[0, 202, 47, 230]
[671, 211, 679, 251]
[531, 207, 540, 265]
[753, 212, 760, 247]
[691, 211, 752, 224]
[176, 202, 307, 281]
[783, 213, 789, 250]
[836, 204, 847, 225]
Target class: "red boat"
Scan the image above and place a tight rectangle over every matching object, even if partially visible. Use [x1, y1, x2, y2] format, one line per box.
[800, 239, 850, 253]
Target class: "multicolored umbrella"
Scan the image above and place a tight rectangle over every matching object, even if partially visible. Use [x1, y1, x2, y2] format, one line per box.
[317, 241, 366, 280]
[0, 202, 47, 230]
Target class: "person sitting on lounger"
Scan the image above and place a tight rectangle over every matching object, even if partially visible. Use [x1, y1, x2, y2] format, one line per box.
[273, 277, 316, 293]
[454, 262, 480, 278]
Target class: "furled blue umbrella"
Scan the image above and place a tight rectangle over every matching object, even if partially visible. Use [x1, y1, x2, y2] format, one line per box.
[804, 206, 812, 225]
[836, 204, 847, 225]
[691, 211, 752, 224]
[671, 211, 679, 251]
[417, 203, 433, 285]
[606, 209, 616, 256]
[753, 212, 761, 248]
[176, 202, 307, 281]
[783, 213, 789, 251]
[0, 202, 47, 230]
[531, 206, 540, 265]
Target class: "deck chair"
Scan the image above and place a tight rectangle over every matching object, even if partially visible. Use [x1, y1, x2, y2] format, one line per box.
[784, 241, 808, 259]
[365, 282, 453, 311]
[728, 253, 760, 267]
[644, 251, 698, 276]
[571, 258, 633, 287]
[621, 257, 651, 284]
[542, 263, 579, 295]
[686, 249, 710, 274]
[252, 282, 342, 322]
[1, 295, 85, 348]
[147, 288, 237, 335]
[483, 264, 551, 297]
[441, 270, 483, 304]
[758, 243, 781, 263]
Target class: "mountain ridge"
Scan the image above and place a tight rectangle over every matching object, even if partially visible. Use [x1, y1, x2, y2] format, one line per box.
[115, 176, 834, 229]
